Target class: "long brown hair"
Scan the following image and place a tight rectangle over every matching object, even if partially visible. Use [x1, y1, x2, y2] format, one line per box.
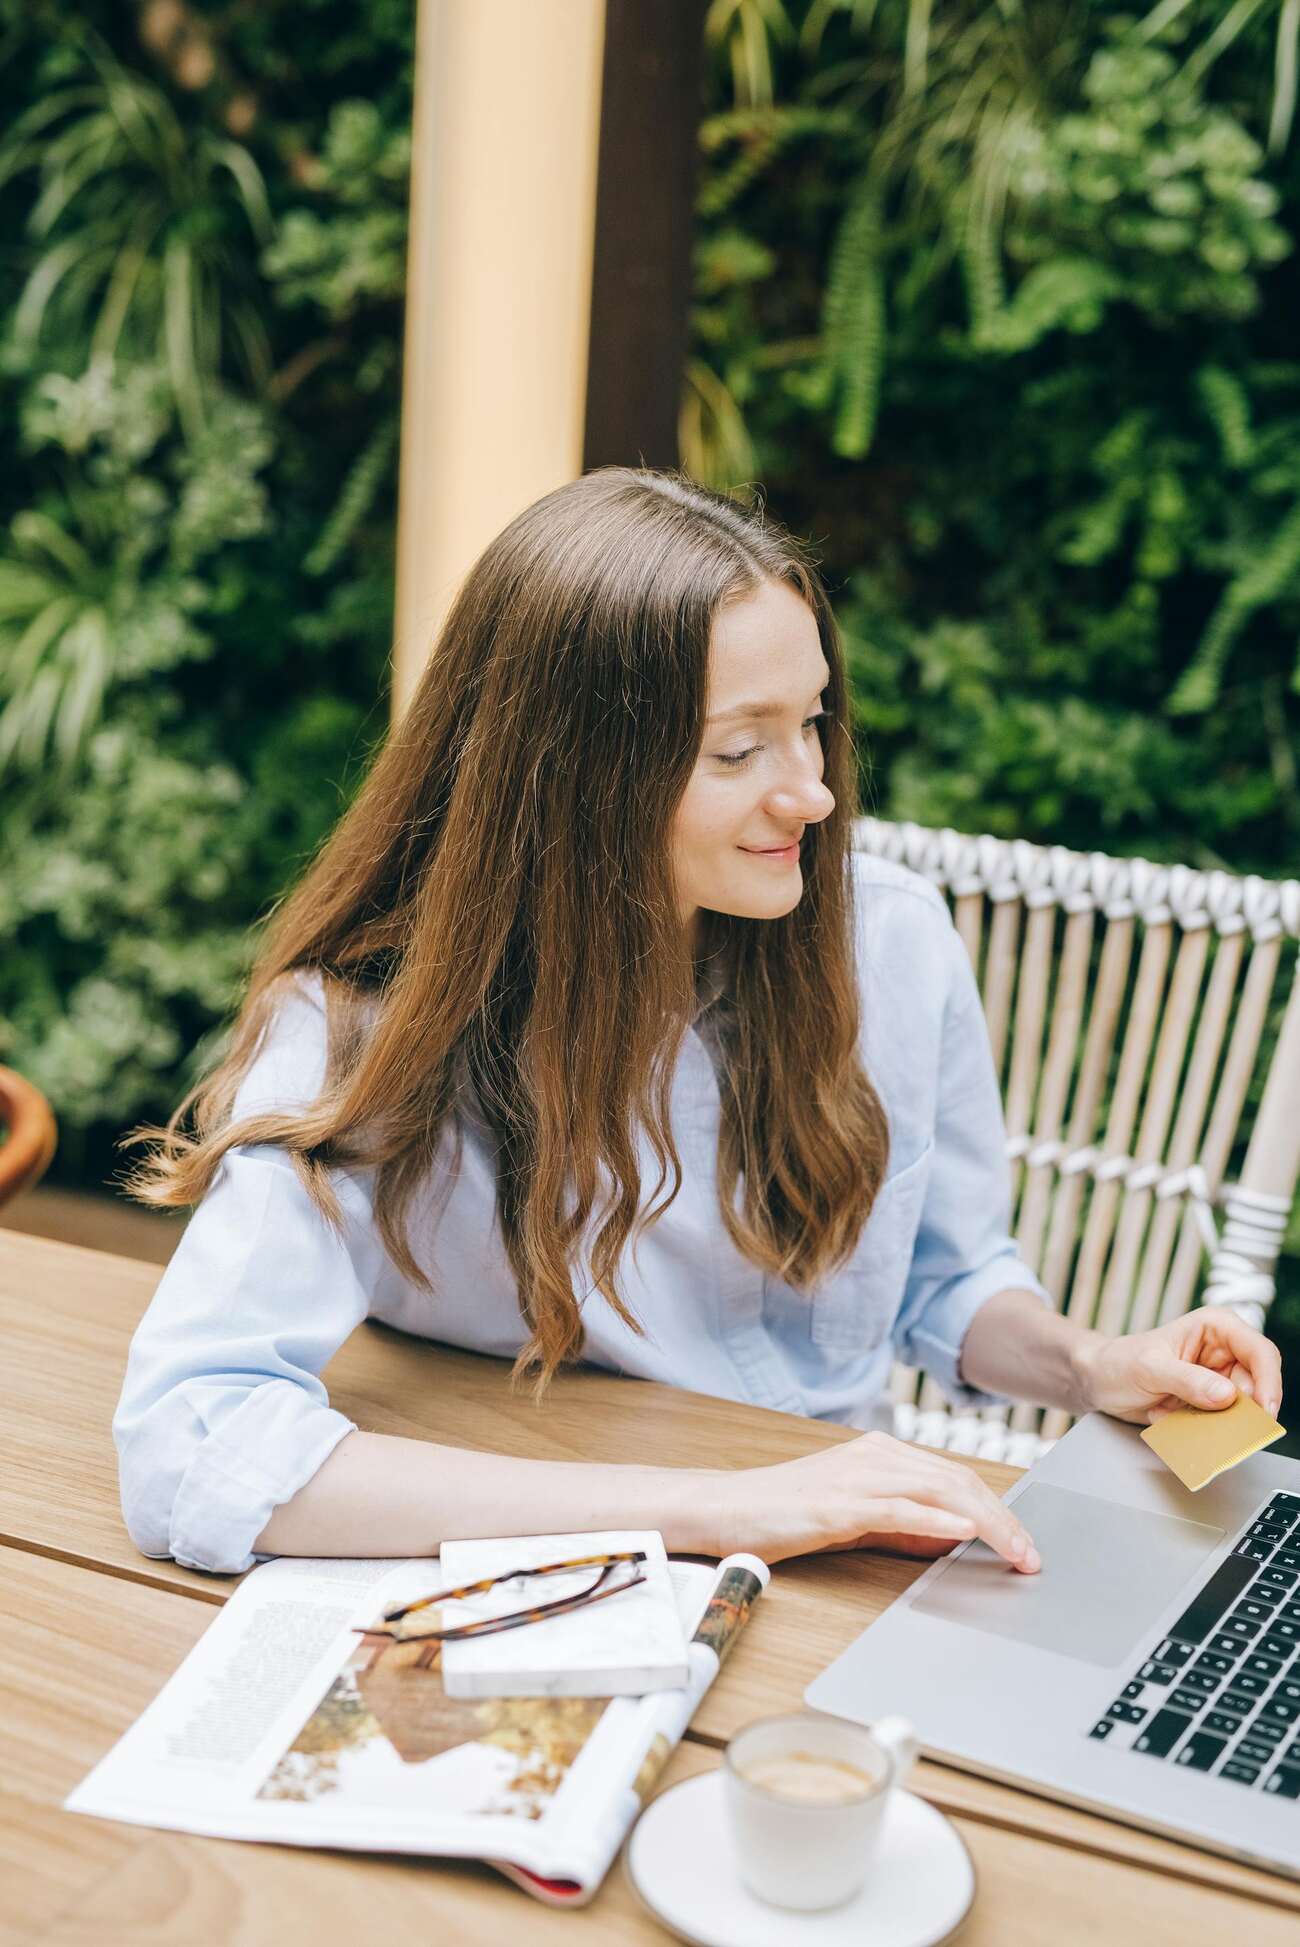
[122, 467, 890, 1392]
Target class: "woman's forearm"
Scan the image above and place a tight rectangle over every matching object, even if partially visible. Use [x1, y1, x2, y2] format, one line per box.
[957, 1288, 1105, 1417]
[251, 1419, 1045, 1573]
[252, 1429, 730, 1559]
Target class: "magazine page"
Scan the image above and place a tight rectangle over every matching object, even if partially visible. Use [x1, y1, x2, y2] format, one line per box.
[65, 1555, 449, 1847]
[66, 1549, 768, 1897]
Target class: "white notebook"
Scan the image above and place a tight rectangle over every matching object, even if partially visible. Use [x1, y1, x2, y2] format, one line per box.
[435, 1529, 689, 1698]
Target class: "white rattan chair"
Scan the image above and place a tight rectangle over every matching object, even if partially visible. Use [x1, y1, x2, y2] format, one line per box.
[853, 817, 1300, 1468]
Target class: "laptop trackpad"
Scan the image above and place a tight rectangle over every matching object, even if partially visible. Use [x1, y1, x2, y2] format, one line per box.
[910, 1482, 1225, 1669]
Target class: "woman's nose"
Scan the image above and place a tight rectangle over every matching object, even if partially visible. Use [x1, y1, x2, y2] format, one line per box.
[769, 766, 835, 822]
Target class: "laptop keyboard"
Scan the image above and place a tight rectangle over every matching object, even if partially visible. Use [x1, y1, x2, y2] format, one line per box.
[1087, 1490, 1300, 1799]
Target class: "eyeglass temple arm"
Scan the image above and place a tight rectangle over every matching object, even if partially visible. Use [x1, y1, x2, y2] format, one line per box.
[380, 1550, 648, 1624]
[360, 1566, 648, 1643]
[359, 1557, 648, 1640]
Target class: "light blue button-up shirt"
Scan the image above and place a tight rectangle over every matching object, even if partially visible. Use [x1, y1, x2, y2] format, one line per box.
[113, 851, 1050, 1574]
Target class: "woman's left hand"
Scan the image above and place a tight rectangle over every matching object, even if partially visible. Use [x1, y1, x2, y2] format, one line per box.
[1077, 1305, 1283, 1427]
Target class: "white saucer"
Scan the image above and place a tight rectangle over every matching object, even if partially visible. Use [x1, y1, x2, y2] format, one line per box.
[625, 1769, 975, 1947]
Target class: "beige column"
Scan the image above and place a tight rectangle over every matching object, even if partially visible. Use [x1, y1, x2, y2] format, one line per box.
[392, 0, 608, 717]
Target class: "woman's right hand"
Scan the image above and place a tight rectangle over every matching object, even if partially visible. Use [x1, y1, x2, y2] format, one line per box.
[718, 1429, 1041, 1573]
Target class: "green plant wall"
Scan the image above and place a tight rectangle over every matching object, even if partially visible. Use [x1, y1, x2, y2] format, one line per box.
[0, 1, 413, 1181]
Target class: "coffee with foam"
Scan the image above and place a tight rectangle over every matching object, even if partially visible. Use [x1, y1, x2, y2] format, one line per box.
[738, 1751, 877, 1805]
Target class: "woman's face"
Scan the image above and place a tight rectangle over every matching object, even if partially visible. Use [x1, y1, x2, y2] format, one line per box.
[673, 577, 836, 947]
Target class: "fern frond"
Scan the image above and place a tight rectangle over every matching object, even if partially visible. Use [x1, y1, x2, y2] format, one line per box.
[1171, 496, 1300, 711]
[305, 417, 399, 577]
[823, 171, 887, 457]
[1195, 365, 1254, 467]
[696, 106, 843, 219]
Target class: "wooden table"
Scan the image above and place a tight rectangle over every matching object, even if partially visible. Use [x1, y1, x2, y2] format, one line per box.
[4, 1229, 1300, 1943]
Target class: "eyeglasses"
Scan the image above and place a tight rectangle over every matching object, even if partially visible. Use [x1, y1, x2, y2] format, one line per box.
[353, 1550, 649, 1644]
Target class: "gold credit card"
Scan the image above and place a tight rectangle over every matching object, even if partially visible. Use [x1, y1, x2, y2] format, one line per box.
[1140, 1390, 1286, 1492]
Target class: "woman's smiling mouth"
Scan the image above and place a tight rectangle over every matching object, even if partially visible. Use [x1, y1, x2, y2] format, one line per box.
[740, 841, 801, 862]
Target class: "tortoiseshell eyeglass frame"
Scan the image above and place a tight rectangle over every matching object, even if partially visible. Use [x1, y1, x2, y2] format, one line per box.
[351, 1550, 649, 1644]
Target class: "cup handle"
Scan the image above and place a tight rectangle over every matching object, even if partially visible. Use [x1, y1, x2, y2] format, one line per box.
[870, 1714, 918, 1788]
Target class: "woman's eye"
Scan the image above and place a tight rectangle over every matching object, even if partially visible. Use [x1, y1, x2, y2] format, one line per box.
[712, 716, 821, 767]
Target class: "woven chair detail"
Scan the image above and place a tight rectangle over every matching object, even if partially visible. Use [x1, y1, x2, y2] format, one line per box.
[853, 819, 1300, 1468]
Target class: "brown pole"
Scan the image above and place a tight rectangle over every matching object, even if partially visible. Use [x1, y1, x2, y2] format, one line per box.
[583, 0, 710, 472]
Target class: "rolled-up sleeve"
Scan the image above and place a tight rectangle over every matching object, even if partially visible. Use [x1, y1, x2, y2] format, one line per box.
[890, 919, 1051, 1408]
[113, 976, 379, 1575]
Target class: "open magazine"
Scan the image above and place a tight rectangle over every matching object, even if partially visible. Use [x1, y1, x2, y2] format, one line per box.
[66, 1548, 769, 1906]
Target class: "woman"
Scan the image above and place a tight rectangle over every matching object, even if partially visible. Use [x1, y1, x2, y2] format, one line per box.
[116, 466, 1282, 1579]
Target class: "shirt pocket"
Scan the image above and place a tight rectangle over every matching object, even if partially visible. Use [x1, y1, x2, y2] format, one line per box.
[811, 1138, 935, 1352]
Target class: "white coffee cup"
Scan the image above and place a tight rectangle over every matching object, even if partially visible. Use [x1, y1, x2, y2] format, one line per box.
[723, 1710, 918, 1911]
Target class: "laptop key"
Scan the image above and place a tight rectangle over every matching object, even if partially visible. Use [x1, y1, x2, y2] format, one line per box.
[1238, 1541, 1275, 1563]
[1277, 1680, 1300, 1706]
[1135, 1709, 1194, 1758]
[1089, 1718, 1115, 1740]
[1139, 1659, 1178, 1685]
[1238, 1738, 1278, 1764]
[1221, 1692, 1260, 1718]
[1220, 1761, 1262, 1785]
[1192, 1650, 1235, 1676]
[1121, 1680, 1146, 1701]
[1274, 1549, 1300, 1573]
[1236, 1599, 1275, 1625]
[1249, 1718, 1288, 1745]
[1107, 1701, 1146, 1724]
[1260, 1699, 1300, 1726]
[1209, 1634, 1248, 1660]
[1283, 1739, 1300, 1764]
[1176, 1732, 1227, 1771]
[1261, 1568, 1298, 1591]
[1223, 1618, 1261, 1641]
[1203, 1711, 1242, 1736]
[1180, 1669, 1221, 1693]
[1263, 1765, 1300, 1800]
[1169, 1554, 1259, 1645]
[1153, 1638, 1193, 1667]
[1265, 1618, 1300, 1646]
[1169, 1687, 1210, 1715]
[1250, 1521, 1288, 1544]
[1242, 1653, 1285, 1681]
[1259, 1632, 1298, 1661]
[1268, 1494, 1300, 1516]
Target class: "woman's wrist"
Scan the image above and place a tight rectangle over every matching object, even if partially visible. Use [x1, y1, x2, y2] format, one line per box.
[653, 1464, 740, 1557]
[959, 1288, 1111, 1419]
[1067, 1327, 1110, 1418]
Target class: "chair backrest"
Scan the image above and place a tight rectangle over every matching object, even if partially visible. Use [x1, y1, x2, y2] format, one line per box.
[0, 1065, 58, 1208]
[854, 818, 1300, 1466]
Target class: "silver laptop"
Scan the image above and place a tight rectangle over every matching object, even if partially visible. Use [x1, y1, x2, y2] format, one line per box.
[805, 1409, 1300, 1879]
